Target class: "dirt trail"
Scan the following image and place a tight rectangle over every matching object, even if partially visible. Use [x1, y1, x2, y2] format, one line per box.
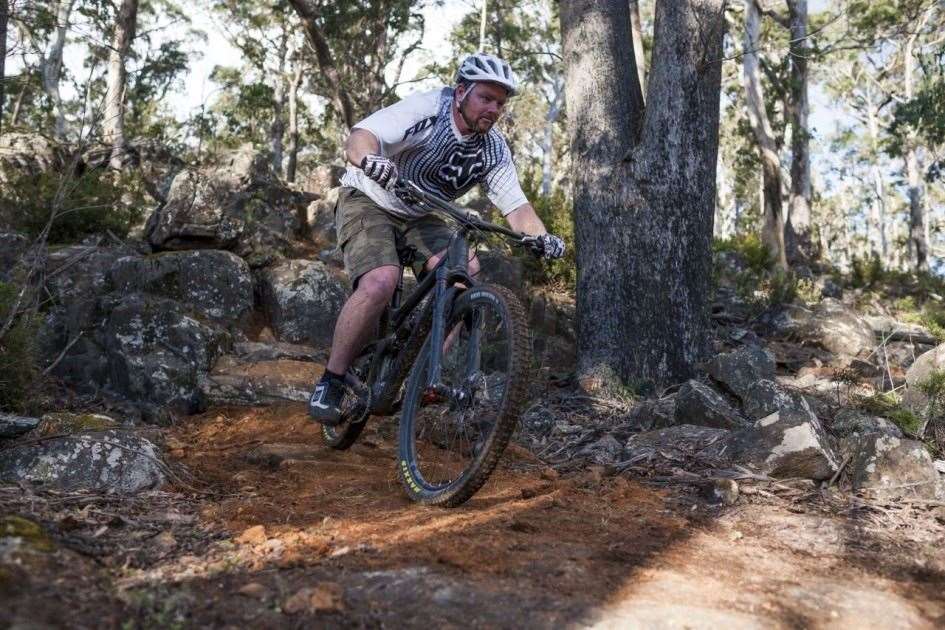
[4, 403, 945, 628]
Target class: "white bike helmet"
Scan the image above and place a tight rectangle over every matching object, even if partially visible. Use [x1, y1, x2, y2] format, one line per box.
[455, 53, 518, 96]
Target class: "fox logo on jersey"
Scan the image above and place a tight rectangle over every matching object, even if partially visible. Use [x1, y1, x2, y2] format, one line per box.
[438, 147, 486, 190]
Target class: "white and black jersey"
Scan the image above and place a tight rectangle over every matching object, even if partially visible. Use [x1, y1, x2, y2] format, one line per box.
[340, 87, 528, 219]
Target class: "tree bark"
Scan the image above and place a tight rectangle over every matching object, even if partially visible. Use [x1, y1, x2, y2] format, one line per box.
[540, 74, 563, 196]
[270, 30, 289, 176]
[904, 9, 930, 273]
[628, 0, 646, 101]
[0, 0, 8, 136]
[562, 0, 725, 388]
[864, 84, 888, 262]
[742, 0, 787, 270]
[288, 0, 356, 129]
[103, 0, 138, 170]
[285, 61, 304, 184]
[784, 0, 812, 263]
[43, 0, 75, 139]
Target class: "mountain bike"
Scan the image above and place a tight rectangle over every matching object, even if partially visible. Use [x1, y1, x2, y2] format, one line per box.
[320, 180, 546, 507]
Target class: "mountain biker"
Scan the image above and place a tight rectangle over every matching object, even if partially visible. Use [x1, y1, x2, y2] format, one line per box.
[309, 52, 566, 425]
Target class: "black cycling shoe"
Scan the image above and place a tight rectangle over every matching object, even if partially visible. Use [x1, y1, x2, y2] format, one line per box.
[308, 376, 347, 426]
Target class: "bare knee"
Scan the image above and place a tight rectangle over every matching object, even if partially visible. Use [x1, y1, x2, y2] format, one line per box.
[355, 266, 400, 304]
[468, 254, 481, 277]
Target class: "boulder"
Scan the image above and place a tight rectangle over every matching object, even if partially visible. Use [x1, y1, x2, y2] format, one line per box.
[476, 250, 525, 299]
[862, 315, 938, 346]
[307, 187, 340, 250]
[233, 340, 322, 363]
[577, 434, 624, 465]
[256, 259, 347, 347]
[103, 294, 229, 414]
[901, 342, 945, 436]
[706, 346, 777, 402]
[0, 414, 39, 439]
[850, 433, 942, 500]
[724, 409, 839, 481]
[0, 132, 65, 184]
[144, 145, 306, 267]
[0, 429, 165, 493]
[880, 341, 929, 370]
[830, 408, 903, 440]
[625, 396, 677, 431]
[198, 357, 317, 406]
[109, 250, 253, 328]
[804, 298, 874, 359]
[753, 303, 813, 338]
[673, 380, 748, 429]
[741, 379, 811, 421]
[623, 424, 730, 466]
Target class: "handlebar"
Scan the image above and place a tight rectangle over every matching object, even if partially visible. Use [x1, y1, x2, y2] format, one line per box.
[391, 180, 545, 256]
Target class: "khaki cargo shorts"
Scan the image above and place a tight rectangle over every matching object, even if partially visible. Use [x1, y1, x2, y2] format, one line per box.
[335, 186, 454, 288]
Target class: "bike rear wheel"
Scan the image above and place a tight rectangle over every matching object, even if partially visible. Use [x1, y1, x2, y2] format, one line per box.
[396, 284, 529, 507]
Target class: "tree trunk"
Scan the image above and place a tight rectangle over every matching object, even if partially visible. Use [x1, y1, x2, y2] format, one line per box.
[270, 31, 289, 176]
[103, 0, 138, 170]
[540, 75, 563, 197]
[289, 0, 356, 129]
[784, 0, 812, 263]
[904, 13, 929, 273]
[742, 0, 787, 270]
[43, 0, 75, 139]
[628, 0, 646, 101]
[562, 0, 725, 388]
[865, 84, 887, 261]
[0, 0, 8, 135]
[285, 62, 304, 184]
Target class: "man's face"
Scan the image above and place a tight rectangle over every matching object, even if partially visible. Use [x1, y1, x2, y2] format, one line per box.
[457, 82, 509, 133]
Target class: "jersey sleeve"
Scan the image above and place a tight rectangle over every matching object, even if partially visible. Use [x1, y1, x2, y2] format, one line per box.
[483, 146, 528, 216]
[351, 88, 442, 158]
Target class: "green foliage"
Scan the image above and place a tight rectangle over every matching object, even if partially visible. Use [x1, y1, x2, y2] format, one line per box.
[519, 169, 575, 289]
[887, 408, 925, 436]
[713, 233, 771, 273]
[0, 169, 147, 244]
[0, 283, 39, 413]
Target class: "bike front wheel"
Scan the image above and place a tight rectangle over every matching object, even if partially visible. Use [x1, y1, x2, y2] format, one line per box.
[396, 284, 530, 507]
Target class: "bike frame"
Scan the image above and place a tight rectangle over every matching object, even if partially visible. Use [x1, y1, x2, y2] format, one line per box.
[348, 183, 523, 417]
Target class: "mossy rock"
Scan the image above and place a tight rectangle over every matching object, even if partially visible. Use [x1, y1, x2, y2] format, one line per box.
[37, 412, 118, 436]
[0, 516, 55, 553]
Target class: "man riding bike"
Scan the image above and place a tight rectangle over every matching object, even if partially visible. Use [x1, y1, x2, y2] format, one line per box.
[309, 52, 566, 425]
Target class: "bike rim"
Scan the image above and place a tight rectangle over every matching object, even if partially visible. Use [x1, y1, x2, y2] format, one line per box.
[403, 296, 511, 492]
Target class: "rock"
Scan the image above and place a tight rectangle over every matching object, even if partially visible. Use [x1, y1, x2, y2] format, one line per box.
[815, 276, 843, 299]
[0, 430, 165, 493]
[706, 346, 776, 402]
[0, 414, 39, 439]
[238, 582, 269, 600]
[0, 132, 65, 184]
[673, 380, 748, 429]
[36, 412, 119, 436]
[476, 250, 525, 298]
[753, 303, 813, 338]
[103, 294, 229, 414]
[109, 250, 254, 328]
[741, 379, 811, 421]
[862, 315, 938, 345]
[200, 358, 317, 406]
[623, 425, 730, 466]
[233, 340, 321, 363]
[578, 434, 624, 465]
[850, 433, 942, 500]
[830, 408, 903, 440]
[901, 341, 945, 435]
[880, 341, 924, 370]
[301, 165, 345, 197]
[625, 396, 677, 431]
[724, 409, 839, 481]
[144, 145, 305, 267]
[805, 298, 874, 359]
[283, 583, 344, 614]
[0, 232, 29, 282]
[256, 259, 347, 347]
[702, 478, 739, 505]
[306, 186, 340, 249]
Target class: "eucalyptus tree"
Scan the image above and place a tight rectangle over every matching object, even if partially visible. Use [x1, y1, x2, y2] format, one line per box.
[561, 0, 727, 387]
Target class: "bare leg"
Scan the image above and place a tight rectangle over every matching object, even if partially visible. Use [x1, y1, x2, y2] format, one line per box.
[326, 265, 401, 374]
